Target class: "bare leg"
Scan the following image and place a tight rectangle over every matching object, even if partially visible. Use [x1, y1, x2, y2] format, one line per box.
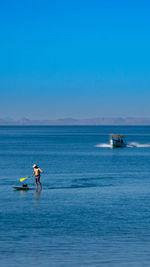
[38, 181, 42, 190]
[35, 181, 38, 190]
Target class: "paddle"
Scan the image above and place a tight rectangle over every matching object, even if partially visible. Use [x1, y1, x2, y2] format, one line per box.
[20, 176, 31, 182]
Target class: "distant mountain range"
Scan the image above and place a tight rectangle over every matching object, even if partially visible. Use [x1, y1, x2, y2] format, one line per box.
[1, 117, 150, 125]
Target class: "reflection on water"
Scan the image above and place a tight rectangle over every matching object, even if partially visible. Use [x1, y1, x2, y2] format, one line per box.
[34, 188, 42, 198]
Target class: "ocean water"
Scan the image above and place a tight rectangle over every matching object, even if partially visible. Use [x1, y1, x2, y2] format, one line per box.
[1, 126, 150, 266]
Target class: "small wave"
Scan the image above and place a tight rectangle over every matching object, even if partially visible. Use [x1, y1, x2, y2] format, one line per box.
[48, 184, 112, 190]
[95, 143, 111, 148]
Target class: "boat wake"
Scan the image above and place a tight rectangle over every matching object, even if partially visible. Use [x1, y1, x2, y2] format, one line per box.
[96, 142, 150, 148]
[127, 142, 150, 148]
[95, 143, 111, 148]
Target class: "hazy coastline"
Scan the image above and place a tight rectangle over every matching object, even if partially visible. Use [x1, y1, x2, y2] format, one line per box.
[1, 117, 150, 126]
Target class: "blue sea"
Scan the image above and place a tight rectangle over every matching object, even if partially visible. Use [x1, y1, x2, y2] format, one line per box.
[1, 126, 150, 266]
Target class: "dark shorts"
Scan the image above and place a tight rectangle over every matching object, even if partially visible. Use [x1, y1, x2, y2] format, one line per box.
[35, 175, 40, 183]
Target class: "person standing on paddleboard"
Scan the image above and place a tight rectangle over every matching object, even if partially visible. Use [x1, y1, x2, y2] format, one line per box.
[32, 164, 43, 190]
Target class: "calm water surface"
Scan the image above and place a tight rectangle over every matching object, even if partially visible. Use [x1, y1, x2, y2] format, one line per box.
[1, 126, 150, 266]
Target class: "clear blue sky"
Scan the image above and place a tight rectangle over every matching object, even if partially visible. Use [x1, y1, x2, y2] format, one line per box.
[0, 0, 150, 119]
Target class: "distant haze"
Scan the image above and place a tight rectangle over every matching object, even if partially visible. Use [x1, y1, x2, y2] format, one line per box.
[1, 117, 150, 126]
